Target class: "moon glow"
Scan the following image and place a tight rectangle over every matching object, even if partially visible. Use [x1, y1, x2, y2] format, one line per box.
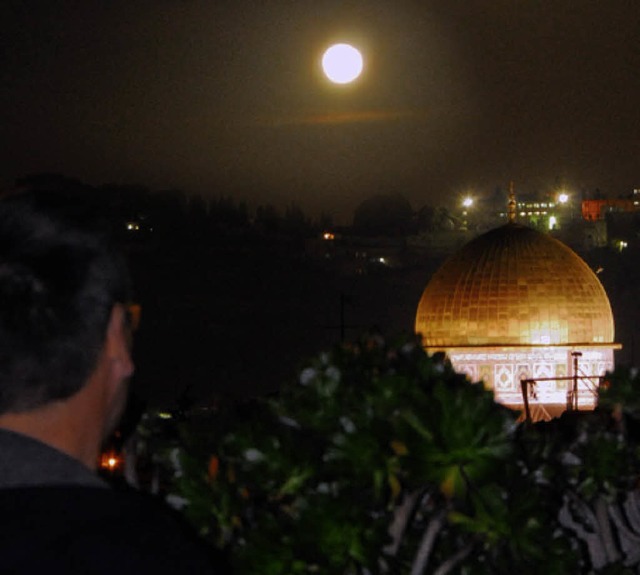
[322, 43, 363, 84]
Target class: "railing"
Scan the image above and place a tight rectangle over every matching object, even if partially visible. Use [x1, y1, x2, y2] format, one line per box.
[520, 374, 604, 422]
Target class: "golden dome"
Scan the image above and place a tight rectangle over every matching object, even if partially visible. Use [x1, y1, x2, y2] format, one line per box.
[415, 223, 614, 347]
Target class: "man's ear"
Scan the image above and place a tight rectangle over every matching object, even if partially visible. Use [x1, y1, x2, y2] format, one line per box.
[104, 303, 135, 381]
[101, 304, 134, 439]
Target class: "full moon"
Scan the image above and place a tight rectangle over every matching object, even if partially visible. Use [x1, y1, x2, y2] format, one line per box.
[322, 43, 363, 84]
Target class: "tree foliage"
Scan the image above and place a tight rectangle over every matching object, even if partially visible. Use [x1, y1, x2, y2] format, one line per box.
[137, 339, 640, 574]
[353, 195, 414, 237]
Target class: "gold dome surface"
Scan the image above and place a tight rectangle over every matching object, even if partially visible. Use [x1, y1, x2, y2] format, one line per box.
[415, 223, 614, 347]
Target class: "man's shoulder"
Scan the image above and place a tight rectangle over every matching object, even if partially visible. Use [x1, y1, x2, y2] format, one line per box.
[0, 428, 107, 488]
[0, 485, 230, 574]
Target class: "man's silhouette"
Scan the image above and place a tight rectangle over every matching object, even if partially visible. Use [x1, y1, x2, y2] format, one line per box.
[0, 190, 226, 573]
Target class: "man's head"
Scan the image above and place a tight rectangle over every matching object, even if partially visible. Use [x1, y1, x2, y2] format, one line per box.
[0, 190, 133, 416]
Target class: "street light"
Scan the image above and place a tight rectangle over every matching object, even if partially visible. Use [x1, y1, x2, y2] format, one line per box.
[461, 196, 474, 230]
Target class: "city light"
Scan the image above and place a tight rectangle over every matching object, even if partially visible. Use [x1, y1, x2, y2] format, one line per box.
[462, 197, 473, 208]
[558, 193, 569, 204]
[100, 450, 123, 473]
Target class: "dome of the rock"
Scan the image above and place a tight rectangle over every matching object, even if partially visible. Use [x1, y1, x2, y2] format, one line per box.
[415, 223, 614, 348]
[415, 214, 619, 422]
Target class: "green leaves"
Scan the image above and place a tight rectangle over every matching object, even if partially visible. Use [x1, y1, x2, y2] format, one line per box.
[138, 338, 640, 574]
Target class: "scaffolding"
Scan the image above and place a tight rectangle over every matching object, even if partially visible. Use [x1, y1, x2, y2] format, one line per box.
[519, 351, 604, 422]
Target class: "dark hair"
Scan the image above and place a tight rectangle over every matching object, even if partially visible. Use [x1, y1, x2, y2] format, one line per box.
[0, 190, 132, 413]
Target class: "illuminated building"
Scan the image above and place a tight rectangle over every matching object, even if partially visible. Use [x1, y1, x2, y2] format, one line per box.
[496, 196, 567, 231]
[415, 203, 620, 422]
[581, 198, 638, 221]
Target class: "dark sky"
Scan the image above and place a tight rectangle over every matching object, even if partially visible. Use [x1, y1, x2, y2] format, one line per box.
[1, 0, 638, 221]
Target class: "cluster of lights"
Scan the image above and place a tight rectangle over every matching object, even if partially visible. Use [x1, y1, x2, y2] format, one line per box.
[516, 199, 563, 228]
[519, 211, 548, 217]
[518, 201, 555, 210]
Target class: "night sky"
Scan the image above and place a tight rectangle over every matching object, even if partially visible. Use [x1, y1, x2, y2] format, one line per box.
[2, 0, 638, 221]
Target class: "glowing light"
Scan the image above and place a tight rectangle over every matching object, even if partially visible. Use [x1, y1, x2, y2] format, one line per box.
[549, 215, 557, 229]
[323, 232, 335, 240]
[322, 44, 363, 84]
[100, 451, 122, 472]
[558, 193, 569, 204]
[462, 197, 473, 208]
